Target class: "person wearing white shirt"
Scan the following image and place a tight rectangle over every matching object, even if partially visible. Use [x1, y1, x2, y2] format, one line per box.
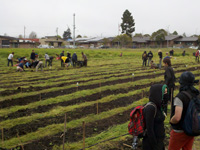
[44, 53, 50, 67]
[8, 52, 14, 66]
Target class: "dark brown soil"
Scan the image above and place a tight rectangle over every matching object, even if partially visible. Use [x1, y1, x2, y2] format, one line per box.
[1, 84, 152, 140]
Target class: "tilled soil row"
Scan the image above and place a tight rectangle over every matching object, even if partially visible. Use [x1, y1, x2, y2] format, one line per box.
[0, 62, 138, 85]
[0, 77, 160, 122]
[0, 72, 135, 96]
[0, 63, 191, 88]
[2, 91, 148, 141]
[0, 71, 163, 109]
[0, 66, 197, 110]
[0, 64, 151, 89]
[22, 101, 148, 150]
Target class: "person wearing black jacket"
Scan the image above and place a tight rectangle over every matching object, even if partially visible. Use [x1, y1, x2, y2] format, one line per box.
[143, 84, 169, 150]
[158, 50, 162, 69]
[168, 71, 199, 150]
[72, 52, 77, 67]
[163, 58, 175, 104]
[147, 51, 153, 66]
[30, 50, 36, 62]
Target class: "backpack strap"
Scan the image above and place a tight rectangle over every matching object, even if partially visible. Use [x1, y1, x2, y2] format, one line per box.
[145, 102, 157, 118]
[182, 91, 192, 100]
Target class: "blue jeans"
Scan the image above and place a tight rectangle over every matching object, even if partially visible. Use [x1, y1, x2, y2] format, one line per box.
[8, 59, 13, 66]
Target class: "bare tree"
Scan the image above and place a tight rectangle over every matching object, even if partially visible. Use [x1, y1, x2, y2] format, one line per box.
[29, 31, 37, 39]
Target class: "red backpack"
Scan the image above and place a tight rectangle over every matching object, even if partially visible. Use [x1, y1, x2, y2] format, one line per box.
[128, 102, 157, 137]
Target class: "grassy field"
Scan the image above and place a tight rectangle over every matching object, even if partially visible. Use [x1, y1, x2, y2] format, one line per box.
[0, 48, 200, 150]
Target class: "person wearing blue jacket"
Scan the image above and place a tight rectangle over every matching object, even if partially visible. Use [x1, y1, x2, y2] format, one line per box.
[72, 52, 78, 67]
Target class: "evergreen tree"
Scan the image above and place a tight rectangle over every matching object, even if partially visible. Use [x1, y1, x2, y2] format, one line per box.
[63, 27, 72, 40]
[172, 31, 178, 35]
[121, 9, 135, 37]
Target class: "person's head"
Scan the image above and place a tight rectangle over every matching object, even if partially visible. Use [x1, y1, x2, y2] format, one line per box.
[163, 58, 171, 67]
[12, 52, 14, 55]
[149, 84, 169, 110]
[62, 51, 64, 53]
[32, 50, 34, 52]
[166, 52, 169, 56]
[149, 51, 151, 53]
[144, 51, 146, 53]
[82, 52, 84, 55]
[150, 60, 154, 63]
[179, 71, 199, 94]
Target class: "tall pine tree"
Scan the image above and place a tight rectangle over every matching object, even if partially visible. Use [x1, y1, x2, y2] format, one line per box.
[63, 27, 72, 40]
[121, 10, 135, 37]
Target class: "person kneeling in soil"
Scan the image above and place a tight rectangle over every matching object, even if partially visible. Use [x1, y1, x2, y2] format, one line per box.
[150, 60, 158, 69]
[142, 84, 169, 150]
[16, 60, 25, 72]
[61, 56, 70, 68]
[32, 60, 43, 72]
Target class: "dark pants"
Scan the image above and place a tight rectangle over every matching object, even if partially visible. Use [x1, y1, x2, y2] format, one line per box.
[143, 59, 147, 66]
[72, 60, 77, 67]
[196, 56, 199, 62]
[142, 136, 165, 150]
[45, 59, 51, 67]
[84, 60, 87, 67]
[8, 59, 13, 66]
[61, 59, 64, 67]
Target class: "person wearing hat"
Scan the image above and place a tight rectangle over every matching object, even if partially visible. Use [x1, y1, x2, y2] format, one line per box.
[168, 71, 199, 150]
[158, 50, 162, 69]
[60, 51, 64, 67]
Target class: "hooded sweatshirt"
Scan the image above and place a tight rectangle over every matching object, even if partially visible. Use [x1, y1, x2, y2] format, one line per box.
[144, 84, 166, 148]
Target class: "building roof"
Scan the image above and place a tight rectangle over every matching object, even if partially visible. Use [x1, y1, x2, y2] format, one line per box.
[20, 38, 40, 43]
[165, 35, 182, 41]
[72, 37, 114, 43]
[0, 35, 18, 40]
[175, 37, 198, 42]
[132, 37, 150, 43]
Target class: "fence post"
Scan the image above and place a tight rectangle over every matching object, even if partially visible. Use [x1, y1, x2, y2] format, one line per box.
[63, 113, 67, 150]
[17, 134, 24, 150]
[97, 101, 99, 115]
[83, 121, 85, 150]
[2, 128, 4, 146]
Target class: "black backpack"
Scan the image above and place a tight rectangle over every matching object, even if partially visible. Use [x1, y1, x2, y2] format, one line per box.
[182, 91, 200, 136]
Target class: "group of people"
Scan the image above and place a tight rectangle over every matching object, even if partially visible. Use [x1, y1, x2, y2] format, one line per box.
[59, 51, 87, 68]
[142, 57, 199, 150]
[7, 50, 88, 72]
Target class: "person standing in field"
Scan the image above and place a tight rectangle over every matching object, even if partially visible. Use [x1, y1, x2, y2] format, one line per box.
[158, 50, 163, 69]
[142, 84, 169, 150]
[195, 49, 199, 62]
[147, 51, 153, 66]
[163, 58, 175, 112]
[72, 52, 77, 67]
[30, 50, 36, 63]
[142, 51, 148, 67]
[168, 71, 199, 150]
[82, 52, 87, 67]
[60, 51, 64, 67]
[8, 52, 14, 66]
[44, 53, 50, 67]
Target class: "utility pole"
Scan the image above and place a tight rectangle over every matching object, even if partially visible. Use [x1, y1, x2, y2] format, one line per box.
[73, 13, 76, 47]
[56, 27, 58, 40]
[24, 26, 26, 38]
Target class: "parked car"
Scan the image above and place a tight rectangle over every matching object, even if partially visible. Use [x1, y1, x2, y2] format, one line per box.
[189, 46, 198, 49]
[98, 45, 109, 49]
[37, 45, 49, 48]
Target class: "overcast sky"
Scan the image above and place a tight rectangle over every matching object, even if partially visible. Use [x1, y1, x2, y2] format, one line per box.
[0, 0, 199, 38]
